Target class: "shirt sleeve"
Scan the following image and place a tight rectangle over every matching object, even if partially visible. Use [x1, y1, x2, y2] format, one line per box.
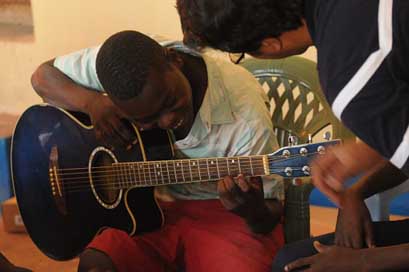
[53, 45, 104, 92]
[338, 71, 409, 176]
[314, 0, 409, 175]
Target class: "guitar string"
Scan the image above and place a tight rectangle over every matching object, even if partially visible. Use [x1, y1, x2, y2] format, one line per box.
[58, 166, 295, 189]
[59, 167, 312, 193]
[59, 166, 273, 186]
[54, 145, 330, 173]
[57, 162, 267, 178]
[55, 165, 310, 193]
[51, 152, 319, 188]
[55, 151, 319, 175]
[53, 154, 316, 185]
[54, 155, 266, 172]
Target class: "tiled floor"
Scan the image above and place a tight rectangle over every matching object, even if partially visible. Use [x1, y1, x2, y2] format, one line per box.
[0, 205, 407, 272]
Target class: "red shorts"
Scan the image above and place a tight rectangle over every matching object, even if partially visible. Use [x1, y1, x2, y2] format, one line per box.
[88, 199, 284, 272]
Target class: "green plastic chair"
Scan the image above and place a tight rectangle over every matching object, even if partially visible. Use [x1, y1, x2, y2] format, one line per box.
[241, 56, 355, 243]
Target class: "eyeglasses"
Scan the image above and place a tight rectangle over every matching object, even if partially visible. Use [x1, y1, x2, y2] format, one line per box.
[228, 52, 245, 64]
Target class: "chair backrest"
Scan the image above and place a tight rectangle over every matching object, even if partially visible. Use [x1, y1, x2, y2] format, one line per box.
[241, 56, 354, 145]
[241, 56, 355, 243]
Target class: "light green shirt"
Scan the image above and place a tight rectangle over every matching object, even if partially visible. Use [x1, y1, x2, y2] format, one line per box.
[54, 39, 282, 200]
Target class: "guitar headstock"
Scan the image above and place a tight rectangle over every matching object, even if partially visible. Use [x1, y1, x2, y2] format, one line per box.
[267, 139, 341, 177]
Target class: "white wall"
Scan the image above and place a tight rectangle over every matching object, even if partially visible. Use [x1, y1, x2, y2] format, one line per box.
[0, 0, 316, 114]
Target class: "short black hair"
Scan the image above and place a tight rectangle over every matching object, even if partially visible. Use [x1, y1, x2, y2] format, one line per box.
[96, 30, 166, 100]
[176, 0, 304, 53]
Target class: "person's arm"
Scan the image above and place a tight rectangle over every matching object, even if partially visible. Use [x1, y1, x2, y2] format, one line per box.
[363, 243, 409, 271]
[311, 140, 386, 206]
[218, 122, 283, 234]
[285, 241, 409, 272]
[334, 161, 408, 248]
[31, 59, 106, 113]
[348, 160, 408, 200]
[31, 57, 134, 148]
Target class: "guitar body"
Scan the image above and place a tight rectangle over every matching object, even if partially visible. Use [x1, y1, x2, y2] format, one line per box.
[11, 104, 174, 260]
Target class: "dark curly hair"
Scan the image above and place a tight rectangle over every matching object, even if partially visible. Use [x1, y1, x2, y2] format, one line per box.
[176, 0, 305, 53]
[96, 30, 166, 100]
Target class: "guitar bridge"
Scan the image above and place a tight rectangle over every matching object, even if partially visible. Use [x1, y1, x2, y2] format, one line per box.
[49, 145, 67, 215]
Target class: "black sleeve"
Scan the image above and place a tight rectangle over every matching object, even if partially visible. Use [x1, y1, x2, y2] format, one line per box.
[315, 0, 409, 176]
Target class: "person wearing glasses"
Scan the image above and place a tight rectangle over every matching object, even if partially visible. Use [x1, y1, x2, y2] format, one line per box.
[175, 0, 409, 271]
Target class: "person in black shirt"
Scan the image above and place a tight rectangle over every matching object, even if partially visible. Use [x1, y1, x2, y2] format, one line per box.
[176, 0, 409, 205]
[176, 0, 409, 270]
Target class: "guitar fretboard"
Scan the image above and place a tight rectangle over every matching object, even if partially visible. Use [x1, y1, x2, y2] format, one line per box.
[112, 156, 267, 188]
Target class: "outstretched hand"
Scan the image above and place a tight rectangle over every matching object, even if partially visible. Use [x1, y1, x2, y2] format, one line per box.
[311, 140, 384, 206]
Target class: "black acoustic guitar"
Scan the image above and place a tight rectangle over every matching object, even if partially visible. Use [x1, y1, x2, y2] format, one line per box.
[11, 104, 339, 260]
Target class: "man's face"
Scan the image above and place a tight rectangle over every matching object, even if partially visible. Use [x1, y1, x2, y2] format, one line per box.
[246, 24, 312, 59]
[113, 65, 194, 134]
[247, 38, 310, 60]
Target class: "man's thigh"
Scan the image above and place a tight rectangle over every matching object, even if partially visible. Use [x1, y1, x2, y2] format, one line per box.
[85, 227, 181, 272]
[182, 221, 284, 272]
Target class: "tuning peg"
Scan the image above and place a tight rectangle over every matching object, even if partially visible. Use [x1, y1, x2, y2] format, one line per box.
[308, 134, 313, 143]
[288, 135, 298, 146]
[323, 131, 331, 141]
[302, 165, 311, 175]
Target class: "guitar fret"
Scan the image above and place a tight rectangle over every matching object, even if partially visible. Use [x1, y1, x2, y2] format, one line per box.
[148, 162, 154, 185]
[215, 159, 220, 178]
[165, 161, 170, 184]
[197, 160, 201, 181]
[208, 159, 218, 180]
[172, 161, 177, 183]
[190, 160, 200, 182]
[199, 159, 209, 181]
[126, 163, 132, 187]
[252, 157, 264, 176]
[137, 163, 142, 186]
[115, 164, 122, 189]
[151, 162, 157, 185]
[206, 159, 211, 180]
[120, 164, 126, 189]
[177, 161, 185, 182]
[183, 161, 192, 182]
[249, 157, 254, 176]
[241, 157, 251, 176]
[217, 158, 228, 177]
[237, 157, 241, 174]
[124, 163, 128, 187]
[131, 164, 137, 186]
[228, 158, 239, 177]
[226, 158, 230, 176]
[140, 163, 146, 186]
[155, 162, 163, 185]
[188, 160, 193, 181]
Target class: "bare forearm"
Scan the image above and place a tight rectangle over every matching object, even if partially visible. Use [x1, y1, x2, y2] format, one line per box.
[349, 161, 408, 199]
[31, 60, 102, 114]
[363, 243, 409, 271]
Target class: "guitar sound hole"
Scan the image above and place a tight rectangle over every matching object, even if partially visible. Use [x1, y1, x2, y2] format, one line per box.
[90, 151, 120, 205]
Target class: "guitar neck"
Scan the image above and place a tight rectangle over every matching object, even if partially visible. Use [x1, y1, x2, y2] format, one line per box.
[112, 155, 269, 188]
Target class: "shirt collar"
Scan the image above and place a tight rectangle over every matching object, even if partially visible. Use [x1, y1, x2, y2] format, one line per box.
[198, 54, 235, 132]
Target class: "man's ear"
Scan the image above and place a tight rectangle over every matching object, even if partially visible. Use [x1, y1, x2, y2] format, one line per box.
[165, 48, 184, 69]
[260, 38, 283, 53]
